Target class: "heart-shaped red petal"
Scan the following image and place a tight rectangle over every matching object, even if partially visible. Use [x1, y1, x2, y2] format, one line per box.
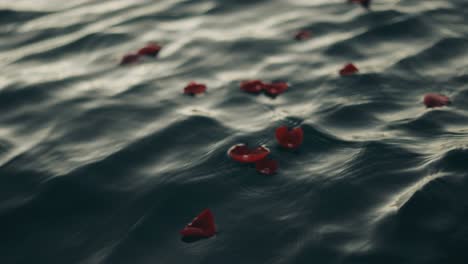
[275, 126, 304, 149]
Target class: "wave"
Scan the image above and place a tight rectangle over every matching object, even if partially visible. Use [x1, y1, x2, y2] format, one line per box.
[1, 0, 467, 263]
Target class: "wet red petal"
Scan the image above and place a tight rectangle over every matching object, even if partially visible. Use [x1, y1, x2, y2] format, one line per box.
[339, 63, 359, 76]
[294, 30, 311, 41]
[275, 126, 304, 149]
[423, 93, 450, 108]
[255, 159, 278, 175]
[137, 43, 162, 57]
[264, 82, 289, 96]
[240, 80, 266, 93]
[184, 82, 207, 95]
[228, 144, 270, 163]
[120, 53, 140, 65]
[180, 209, 216, 238]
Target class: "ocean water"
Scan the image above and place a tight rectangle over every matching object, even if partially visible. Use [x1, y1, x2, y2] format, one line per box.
[1, 0, 468, 263]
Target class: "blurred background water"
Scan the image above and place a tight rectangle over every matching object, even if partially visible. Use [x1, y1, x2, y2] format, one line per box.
[1, 0, 468, 263]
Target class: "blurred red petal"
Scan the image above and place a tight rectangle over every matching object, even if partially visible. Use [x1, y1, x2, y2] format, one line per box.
[228, 144, 270, 163]
[294, 30, 311, 41]
[339, 63, 359, 76]
[423, 93, 450, 108]
[264, 82, 289, 96]
[137, 43, 162, 57]
[275, 126, 303, 149]
[184, 82, 207, 95]
[255, 159, 278, 175]
[240, 80, 266, 93]
[120, 53, 140, 65]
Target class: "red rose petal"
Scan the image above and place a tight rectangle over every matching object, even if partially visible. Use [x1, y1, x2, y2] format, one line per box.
[255, 159, 278, 175]
[137, 43, 162, 57]
[294, 30, 311, 41]
[180, 209, 216, 238]
[240, 80, 266, 94]
[228, 144, 270, 163]
[423, 93, 450, 108]
[339, 63, 359, 76]
[184, 82, 207, 95]
[264, 82, 289, 96]
[275, 126, 304, 149]
[120, 53, 140, 65]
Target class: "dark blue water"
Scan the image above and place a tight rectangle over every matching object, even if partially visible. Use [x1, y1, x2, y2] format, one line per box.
[1, 0, 468, 263]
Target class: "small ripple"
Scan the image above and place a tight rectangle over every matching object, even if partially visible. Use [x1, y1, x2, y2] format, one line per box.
[16, 31, 132, 62]
[387, 109, 468, 136]
[391, 37, 468, 77]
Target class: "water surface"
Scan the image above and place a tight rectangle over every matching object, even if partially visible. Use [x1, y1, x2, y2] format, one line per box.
[1, 0, 468, 263]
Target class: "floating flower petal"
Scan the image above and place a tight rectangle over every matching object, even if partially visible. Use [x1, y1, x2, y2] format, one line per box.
[423, 93, 450, 108]
[228, 144, 270, 163]
[295, 30, 311, 41]
[120, 53, 140, 65]
[180, 209, 216, 239]
[255, 159, 278, 175]
[240, 80, 266, 94]
[137, 43, 162, 57]
[264, 82, 289, 96]
[184, 82, 207, 95]
[275, 126, 303, 149]
[339, 63, 359, 76]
